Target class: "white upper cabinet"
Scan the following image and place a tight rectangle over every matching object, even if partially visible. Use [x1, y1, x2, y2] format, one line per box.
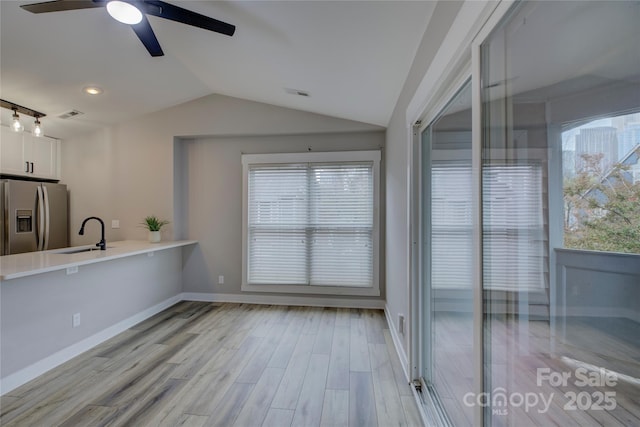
[0, 126, 60, 180]
[24, 133, 58, 179]
[0, 127, 26, 176]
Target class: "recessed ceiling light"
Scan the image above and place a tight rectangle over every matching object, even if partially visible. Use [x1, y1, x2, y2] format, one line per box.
[83, 86, 103, 96]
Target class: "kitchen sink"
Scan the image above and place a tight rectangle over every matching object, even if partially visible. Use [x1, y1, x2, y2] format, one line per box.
[52, 246, 112, 254]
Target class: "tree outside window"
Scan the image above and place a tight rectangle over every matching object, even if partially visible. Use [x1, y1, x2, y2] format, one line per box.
[563, 113, 640, 254]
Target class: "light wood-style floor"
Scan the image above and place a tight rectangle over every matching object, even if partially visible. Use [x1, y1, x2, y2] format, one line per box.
[430, 312, 640, 427]
[0, 302, 422, 427]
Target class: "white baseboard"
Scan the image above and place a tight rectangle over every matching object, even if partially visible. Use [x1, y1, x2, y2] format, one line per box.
[0, 294, 181, 395]
[384, 303, 409, 382]
[181, 292, 385, 309]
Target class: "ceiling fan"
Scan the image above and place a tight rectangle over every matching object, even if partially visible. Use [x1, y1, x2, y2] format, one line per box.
[20, 0, 236, 57]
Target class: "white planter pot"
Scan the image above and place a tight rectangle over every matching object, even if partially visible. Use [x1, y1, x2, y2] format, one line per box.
[148, 231, 161, 243]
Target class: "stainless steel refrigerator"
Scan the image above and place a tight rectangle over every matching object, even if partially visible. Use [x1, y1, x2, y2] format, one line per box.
[1, 179, 68, 255]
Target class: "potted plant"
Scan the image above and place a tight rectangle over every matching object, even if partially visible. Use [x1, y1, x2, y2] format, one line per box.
[141, 215, 169, 243]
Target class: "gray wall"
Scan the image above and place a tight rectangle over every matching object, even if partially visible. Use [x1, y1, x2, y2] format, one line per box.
[384, 0, 464, 354]
[178, 132, 385, 298]
[62, 127, 124, 246]
[62, 94, 385, 301]
[556, 249, 640, 323]
[1, 248, 183, 378]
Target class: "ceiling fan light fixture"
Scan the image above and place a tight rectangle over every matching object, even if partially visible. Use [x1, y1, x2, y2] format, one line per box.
[11, 109, 24, 133]
[106, 1, 143, 25]
[22, 0, 235, 58]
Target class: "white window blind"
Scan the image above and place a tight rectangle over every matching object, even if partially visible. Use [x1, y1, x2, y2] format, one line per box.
[431, 163, 544, 291]
[483, 164, 544, 291]
[248, 165, 308, 284]
[247, 161, 374, 288]
[432, 164, 473, 289]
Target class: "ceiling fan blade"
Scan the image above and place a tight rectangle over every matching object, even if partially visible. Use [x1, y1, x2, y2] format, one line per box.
[140, 0, 235, 37]
[131, 14, 164, 57]
[21, 0, 105, 14]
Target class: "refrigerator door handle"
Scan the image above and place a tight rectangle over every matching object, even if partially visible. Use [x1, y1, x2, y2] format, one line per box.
[25, 162, 30, 173]
[36, 185, 45, 251]
[43, 185, 51, 250]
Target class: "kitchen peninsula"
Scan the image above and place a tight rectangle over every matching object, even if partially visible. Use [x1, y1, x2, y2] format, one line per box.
[0, 240, 197, 394]
[1, 240, 197, 280]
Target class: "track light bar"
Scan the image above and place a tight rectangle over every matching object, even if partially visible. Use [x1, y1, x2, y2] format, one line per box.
[0, 99, 46, 118]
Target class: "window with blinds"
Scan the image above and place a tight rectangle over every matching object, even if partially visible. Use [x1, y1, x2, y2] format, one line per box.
[432, 164, 473, 290]
[432, 163, 544, 291]
[242, 151, 380, 294]
[483, 164, 545, 291]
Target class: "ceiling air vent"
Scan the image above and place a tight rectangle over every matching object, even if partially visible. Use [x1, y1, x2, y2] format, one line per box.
[58, 110, 84, 119]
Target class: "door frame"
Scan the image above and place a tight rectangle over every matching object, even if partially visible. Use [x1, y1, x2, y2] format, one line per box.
[406, 1, 515, 426]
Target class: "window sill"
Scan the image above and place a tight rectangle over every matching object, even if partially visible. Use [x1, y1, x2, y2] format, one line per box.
[241, 283, 380, 297]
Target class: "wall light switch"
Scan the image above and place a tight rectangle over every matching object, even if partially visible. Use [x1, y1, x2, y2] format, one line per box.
[218, 275, 224, 285]
[111, 219, 120, 229]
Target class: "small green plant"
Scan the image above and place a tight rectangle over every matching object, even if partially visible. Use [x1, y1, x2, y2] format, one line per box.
[141, 215, 170, 232]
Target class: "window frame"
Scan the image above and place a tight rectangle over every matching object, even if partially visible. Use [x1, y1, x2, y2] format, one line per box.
[241, 150, 381, 296]
[558, 111, 640, 255]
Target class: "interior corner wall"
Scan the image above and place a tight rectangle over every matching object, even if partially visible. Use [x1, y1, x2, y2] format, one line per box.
[59, 93, 384, 297]
[385, 0, 465, 357]
[179, 131, 385, 299]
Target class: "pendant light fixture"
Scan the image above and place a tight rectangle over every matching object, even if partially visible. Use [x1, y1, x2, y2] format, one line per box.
[11, 108, 24, 133]
[1, 99, 46, 136]
[33, 116, 44, 137]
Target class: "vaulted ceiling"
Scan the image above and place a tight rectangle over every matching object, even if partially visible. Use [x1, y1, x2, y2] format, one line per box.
[0, 1, 435, 139]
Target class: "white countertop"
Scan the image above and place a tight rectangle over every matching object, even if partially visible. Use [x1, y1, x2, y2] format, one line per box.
[0, 240, 198, 281]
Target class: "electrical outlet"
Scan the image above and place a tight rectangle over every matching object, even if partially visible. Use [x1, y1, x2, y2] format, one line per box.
[111, 219, 120, 229]
[218, 275, 224, 285]
[72, 313, 81, 328]
[147, 251, 154, 257]
[66, 266, 78, 275]
[398, 314, 405, 334]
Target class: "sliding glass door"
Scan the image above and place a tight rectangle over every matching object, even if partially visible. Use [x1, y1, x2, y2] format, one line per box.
[420, 80, 474, 426]
[480, 1, 640, 425]
[416, 1, 639, 426]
